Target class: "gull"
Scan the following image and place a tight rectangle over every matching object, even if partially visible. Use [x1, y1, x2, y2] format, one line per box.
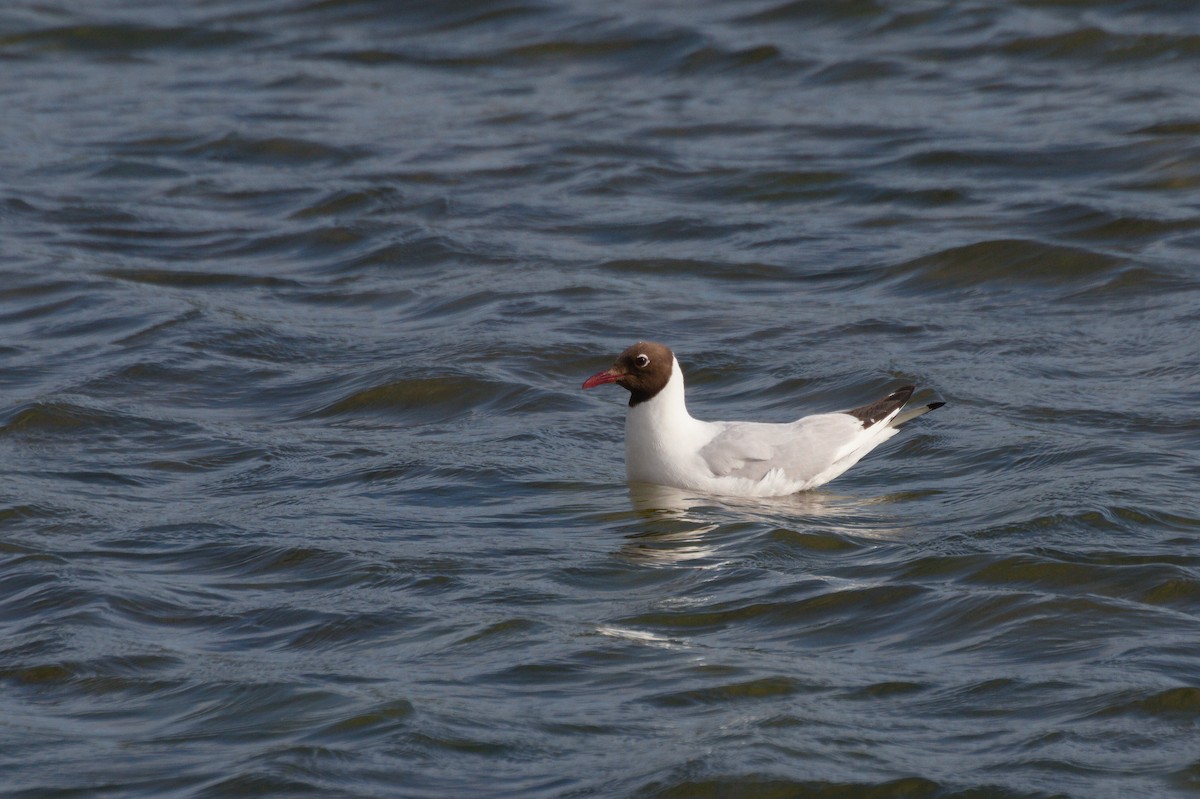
[583, 342, 942, 497]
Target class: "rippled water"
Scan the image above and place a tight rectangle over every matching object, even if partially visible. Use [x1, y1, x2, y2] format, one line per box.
[3, 1, 1200, 797]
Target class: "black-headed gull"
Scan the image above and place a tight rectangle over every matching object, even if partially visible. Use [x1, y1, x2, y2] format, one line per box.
[583, 342, 943, 497]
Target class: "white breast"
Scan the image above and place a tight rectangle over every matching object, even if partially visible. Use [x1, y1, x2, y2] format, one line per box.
[623, 357, 717, 489]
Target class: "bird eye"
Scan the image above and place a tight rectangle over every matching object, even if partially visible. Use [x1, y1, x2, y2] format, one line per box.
[635, 354, 650, 368]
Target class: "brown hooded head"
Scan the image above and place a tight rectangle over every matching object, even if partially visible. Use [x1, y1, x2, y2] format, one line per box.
[582, 341, 674, 406]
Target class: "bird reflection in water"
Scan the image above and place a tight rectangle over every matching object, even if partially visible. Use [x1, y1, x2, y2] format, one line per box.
[615, 482, 899, 567]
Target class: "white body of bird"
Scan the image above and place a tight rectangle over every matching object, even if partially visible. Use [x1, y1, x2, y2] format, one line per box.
[584, 343, 941, 498]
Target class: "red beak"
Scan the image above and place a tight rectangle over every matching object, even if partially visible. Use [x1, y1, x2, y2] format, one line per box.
[582, 368, 623, 389]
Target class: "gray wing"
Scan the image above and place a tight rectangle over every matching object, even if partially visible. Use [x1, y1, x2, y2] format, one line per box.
[699, 414, 868, 483]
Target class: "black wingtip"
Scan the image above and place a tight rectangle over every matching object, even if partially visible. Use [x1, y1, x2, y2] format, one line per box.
[847, 385, 916, 427]
[927, 401, 945, 411]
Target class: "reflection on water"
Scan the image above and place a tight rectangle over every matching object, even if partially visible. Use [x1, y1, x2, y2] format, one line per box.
[616, 483, 721, 564]
[627, 480, 864, 517]
[617, 481, 906, 566]
[617, 521, 722, 566]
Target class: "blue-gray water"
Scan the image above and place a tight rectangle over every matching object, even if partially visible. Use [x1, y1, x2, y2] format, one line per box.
[2, 1, 1199, 797]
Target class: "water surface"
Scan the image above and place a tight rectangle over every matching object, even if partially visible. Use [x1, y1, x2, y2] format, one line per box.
[2, 1, 1199, 797]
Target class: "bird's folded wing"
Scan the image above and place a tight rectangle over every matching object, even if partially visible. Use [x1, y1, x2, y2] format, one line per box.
[698, 414, 865, 482]
[698, 423, 775, 479]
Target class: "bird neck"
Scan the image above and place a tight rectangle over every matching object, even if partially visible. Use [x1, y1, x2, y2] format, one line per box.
[624, 358, 710, 484]
[626, 357, 699, 434]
